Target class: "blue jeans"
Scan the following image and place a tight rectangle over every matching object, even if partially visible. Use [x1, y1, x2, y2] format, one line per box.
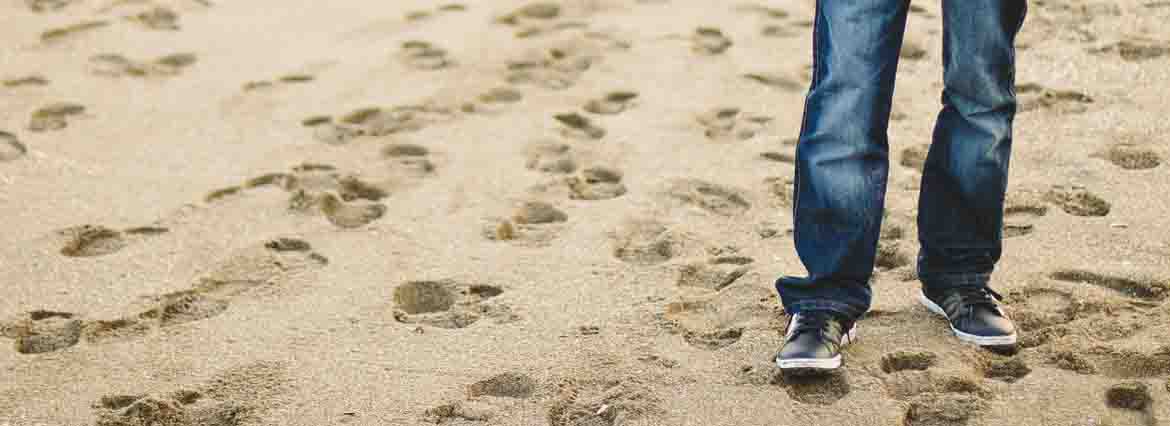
[776, 0, 1028, 320]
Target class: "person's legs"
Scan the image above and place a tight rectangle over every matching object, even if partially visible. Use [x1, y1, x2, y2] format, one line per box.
[776, 0, 911, 321]
[916, 0, 1028, 291]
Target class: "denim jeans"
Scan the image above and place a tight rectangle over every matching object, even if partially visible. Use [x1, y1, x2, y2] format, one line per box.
[775, 0, 1028, 320]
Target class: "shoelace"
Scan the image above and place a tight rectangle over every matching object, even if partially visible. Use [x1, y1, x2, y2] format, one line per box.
[955, 285, 1005, 314]
[789, 311, 841, 342]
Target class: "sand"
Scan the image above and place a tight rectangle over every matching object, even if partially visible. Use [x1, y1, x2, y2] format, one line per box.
[3, 0, 1170, 425]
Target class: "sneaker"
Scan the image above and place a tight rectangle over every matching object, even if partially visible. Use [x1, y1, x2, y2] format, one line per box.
[919, 285, 1017, 346]
[775, 311, 857, 373]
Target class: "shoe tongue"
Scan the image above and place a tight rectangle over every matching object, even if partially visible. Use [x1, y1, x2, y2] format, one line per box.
[792, 313, 837, 336]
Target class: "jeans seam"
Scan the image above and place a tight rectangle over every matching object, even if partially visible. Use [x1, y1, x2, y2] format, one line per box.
[791, 0, 822, 249]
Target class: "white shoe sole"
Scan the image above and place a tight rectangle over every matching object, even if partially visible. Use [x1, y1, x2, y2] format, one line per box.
[777, 355, 842, 370]
[918, 291, 1017, 346]
[775, 326, 857, 371]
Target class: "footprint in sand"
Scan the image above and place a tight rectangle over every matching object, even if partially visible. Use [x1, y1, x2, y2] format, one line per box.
[900, 39, 928, 60]
[546, 378, 662, 426]
[1016, 83, 1093, 114]
[902, 393, 990, 426]
[494, 3, 601, 40]
[93, 361, 289, 426]
[483, 200, 569, 246]
[735, 3, 789, 18]
[383, 142, 439, 178]
[1106, 381, 1154, 411]
[425, 372, 541, 422]
[881, 350, 939, 373]
[392, 280, 515, 329]
[742, 71, 804, 92]
[664, 275, 776, 351]
[763, 176, 794, 207]
[877, 214, 918, 276]
[399, 40, 455, 70]
[404, 3, 467, 22]
[875, 239, 913, 272]
[462, 87, 525, 114]
[140, 290, 231, 327]
[245, 169, 386, 206]
[57, 224, 169, 257]
[504, 38, 601, 90]
[320, 192, 386, 228]
[525, 140, 579, 174]
[1091, 142, 1161, 170]
[583, 91, 638, 115]
[1, 131, 28, 161]
[1, 310, 82, 354]
[27, 0, 80, 12]
[494, 2, 562, 25]
[423, 401, 496, 423]
[126, 6, 180, 30]
[554, 112, 606, 140]
[1048, 269, 1169, 302]
[1074, 345, 1170, 379]
[776, 373, 853, 406]
[337, 175, 390, 201]
[1048, 350, 1097, 374]
[243, 74, 316, 93]
[9, 239, 329, 353]
[610, 219, 696, 265]
[658, 178, 752, 216]
[110, 239, 324, 339]
[300, 115, 331, 128]
[41, 20, 109, 43]
[981, 358, 1030, 383]
[319, 103, 457, 142]
[3, 75, 49, 87]
[1003, 222, 1034, 238]
[761, 24, 800, 38]
[566, 166, 627, 200]
[1103, 380, 1161, 426]
[28, 102, 85, 132]
[268, 164, 395, 214]
[677, 255, 753, 291]
[89, 53, 197, 77]
[467, 372, 539, 399]
[1004, 189, 1050, 218]
[1043, 185, 1110, 217]
[58, 224, 128, 257]
[878, 365, 996, 425]
[514, 21, 590, 39]
[759, 151, 794, 164]
[692, 27, 732, 55]
[899, 143, 930, 171]
[1088, 38, 1170, 61]
[1002, 286, 1084, 331]
[696, 107, 773, 141]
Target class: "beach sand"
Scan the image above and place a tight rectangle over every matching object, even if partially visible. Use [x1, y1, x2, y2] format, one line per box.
[3, 0, 1170, 425]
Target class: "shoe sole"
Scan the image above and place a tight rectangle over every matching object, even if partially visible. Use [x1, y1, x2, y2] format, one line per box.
[918, 291, 1017, 346]
[774, 327, 857, 373]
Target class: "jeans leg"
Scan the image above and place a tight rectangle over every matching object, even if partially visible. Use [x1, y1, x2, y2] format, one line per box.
[777, 0, 911, 320]
[917, 0, 1028, 290]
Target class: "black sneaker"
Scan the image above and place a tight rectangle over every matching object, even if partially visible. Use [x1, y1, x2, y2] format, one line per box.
[775, 311, 857, 373]
[919, 285, 1017, 346]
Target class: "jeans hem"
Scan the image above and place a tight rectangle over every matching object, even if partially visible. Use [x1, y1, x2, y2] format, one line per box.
[784, 300, 866, 321]
[918, 270, 993, 290]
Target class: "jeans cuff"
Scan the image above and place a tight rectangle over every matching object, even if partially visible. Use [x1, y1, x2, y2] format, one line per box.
[785, 300, 866, 321]
[918, 271, 992, 290]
